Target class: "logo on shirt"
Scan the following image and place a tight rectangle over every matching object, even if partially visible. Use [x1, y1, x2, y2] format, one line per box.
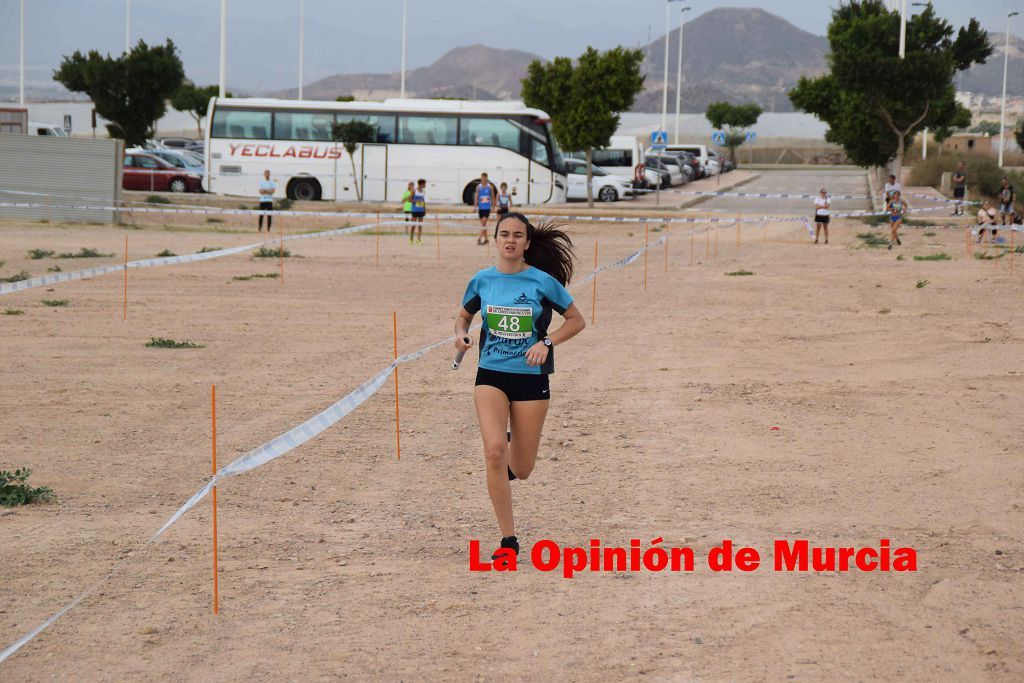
[514, 293, 532, 305]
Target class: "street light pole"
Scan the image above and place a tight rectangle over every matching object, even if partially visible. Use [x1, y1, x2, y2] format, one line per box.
[998, 11, 1019, 168]
[19, 0, 24, 108]
[661, 0, 671, 133]
[126, 0, 131, 52]
[401, 0, 408, 99]
[298, 0, 305, 99]
[911, 2, 929, 159]
[898, 0, 907, 59]
[219, 0, 227, 98]
[674, 6, 690, 144]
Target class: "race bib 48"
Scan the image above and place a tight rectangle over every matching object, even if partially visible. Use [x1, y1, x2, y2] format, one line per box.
[486, 305, 533, 340]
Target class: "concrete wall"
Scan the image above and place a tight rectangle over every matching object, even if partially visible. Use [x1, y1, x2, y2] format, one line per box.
[0, 135, 123, 223]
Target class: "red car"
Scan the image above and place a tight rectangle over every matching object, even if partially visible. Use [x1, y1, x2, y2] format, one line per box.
[123, 152, 203, 193]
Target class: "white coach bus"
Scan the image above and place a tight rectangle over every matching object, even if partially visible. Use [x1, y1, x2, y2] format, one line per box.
[204, 97, 567, 205]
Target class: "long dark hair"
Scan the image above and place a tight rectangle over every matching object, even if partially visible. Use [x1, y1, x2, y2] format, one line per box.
[494, 212, 574, 285]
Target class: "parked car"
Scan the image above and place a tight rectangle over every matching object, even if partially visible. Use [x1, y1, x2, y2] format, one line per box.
[128, 146, 205, 181]
[707, 149, 733, 172]
[123, 152, 203, 193]
[564, 159, 633, 202]
[644, 155, 684, 186]
[157, 137, 197, 149]
[676, 150, 705, 179]
[647, 153, 693, 185]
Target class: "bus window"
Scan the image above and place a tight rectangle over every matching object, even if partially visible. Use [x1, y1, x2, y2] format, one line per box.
[335, 113, 396, 143]
[459, 118, 519, 152]
[530, 138, 550, 167]
[211, 109, 272, 140]
[274, 111, 334, 141]
[397, 116, 458, 145]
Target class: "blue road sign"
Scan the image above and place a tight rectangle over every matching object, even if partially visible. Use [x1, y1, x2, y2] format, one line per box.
[746, 130, 757, 142]
[712, 130, 726, 145]
[650, 130, 668, 150]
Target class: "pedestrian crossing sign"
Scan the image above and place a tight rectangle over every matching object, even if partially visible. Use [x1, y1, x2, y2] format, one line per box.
[650, 131, 668, 150]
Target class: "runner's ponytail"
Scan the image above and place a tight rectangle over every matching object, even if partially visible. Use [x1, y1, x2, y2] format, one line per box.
[495, 213, 574, 285]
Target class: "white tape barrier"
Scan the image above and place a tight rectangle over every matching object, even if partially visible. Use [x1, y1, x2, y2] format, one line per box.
[0, 226, 688, 665]
[632, 187, 976, 206]
[0, 220, 416, 297]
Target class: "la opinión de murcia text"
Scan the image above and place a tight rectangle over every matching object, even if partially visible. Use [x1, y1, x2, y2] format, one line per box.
[470, 538, 918, 577]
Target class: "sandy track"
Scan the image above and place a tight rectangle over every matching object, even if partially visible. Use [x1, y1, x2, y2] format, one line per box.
[1, 216, 1022, 681]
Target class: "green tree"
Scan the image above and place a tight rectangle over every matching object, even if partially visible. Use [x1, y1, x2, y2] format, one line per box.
[1015, 119, 1024, 152]
[705, 102, 763, 166]
[53, 39, 185, 147]
[336, 95, 355, 102]
[522, 46, 645, 206]
[789, 1, 991, 179]
[331, 120, 376, 201]
[931, 106, 971, 155]
[170, 83, 226, 137]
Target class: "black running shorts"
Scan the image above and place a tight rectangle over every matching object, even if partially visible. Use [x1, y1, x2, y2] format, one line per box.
[479, 209, 492, 219]
[475, 367, 550, 402]
[953, 187, 965, 199]
[815, 213, 830, 225]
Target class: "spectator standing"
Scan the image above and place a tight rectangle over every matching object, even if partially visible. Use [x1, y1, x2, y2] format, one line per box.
[258, 169, 276, 232]
[952, 161, 967, 216]
[409, 178, 426, 244]
[998, 177, 1016, 226]
[813, 188, 831, 245]
[882, 174, 902, 206]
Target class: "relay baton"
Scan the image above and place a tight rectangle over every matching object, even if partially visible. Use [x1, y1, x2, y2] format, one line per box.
[453, 337, 471, 369]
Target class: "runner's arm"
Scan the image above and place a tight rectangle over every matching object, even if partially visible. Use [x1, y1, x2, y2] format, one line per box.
[524, 303, 585, 366]
[455, 307, 474, 351]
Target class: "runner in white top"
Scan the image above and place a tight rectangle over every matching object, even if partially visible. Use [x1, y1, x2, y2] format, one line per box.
[882, 174, 902, 206]
[813, 188, 831, 245]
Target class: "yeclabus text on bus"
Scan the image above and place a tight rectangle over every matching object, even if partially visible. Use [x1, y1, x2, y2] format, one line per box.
[203, 97, 568, 205]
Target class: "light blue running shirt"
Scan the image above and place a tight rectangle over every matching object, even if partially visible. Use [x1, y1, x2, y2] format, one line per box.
[461, 266, 574, 375]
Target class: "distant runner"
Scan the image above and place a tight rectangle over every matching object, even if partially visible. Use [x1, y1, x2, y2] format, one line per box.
[886, 190, 908, 250]
[952, 161, 967, 216]
[475, 173, 495, 245]
[813, 188, 831, 245]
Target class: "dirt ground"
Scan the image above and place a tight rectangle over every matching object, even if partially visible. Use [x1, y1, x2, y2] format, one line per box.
[1, 211, 1022, 681]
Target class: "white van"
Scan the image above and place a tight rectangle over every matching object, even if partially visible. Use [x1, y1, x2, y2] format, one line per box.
[570, 135, 649, 187]
[666, 144, 716, 174]
[28, 122, 68, 137]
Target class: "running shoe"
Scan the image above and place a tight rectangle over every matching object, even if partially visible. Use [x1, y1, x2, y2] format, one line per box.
[491, 536, 519, 561]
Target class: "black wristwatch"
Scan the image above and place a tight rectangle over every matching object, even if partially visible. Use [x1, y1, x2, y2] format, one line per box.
[542, 337, 553, 348]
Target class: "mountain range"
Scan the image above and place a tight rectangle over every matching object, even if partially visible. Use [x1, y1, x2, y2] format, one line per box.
[278, 8, 1021, 113]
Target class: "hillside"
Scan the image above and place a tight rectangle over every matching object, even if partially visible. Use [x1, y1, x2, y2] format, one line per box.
[273, 45, 540, 101]
[957, 32, 1024, 97]
[637, 7, 828, 113]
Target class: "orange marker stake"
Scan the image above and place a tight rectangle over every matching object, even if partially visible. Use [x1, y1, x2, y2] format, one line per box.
[763, 221, 768, 244]
[211, 384, 219, 615]
[1010, 229, 1015, 277]
[376, 212, 381, 267]
[643, 223, 649, 291]
[435, 215, 440, 261]
[689, 230, 694, 266]
[736, 217, 741, 250]
[122, 235, 128, 321]
[591, 242, 598, 325]
[393, 311, 401, 461]
[705, 229, 710, 259]
[664, 231, 669, 272]
[714, 227, 719, 260]
[279, 215, 284, 283]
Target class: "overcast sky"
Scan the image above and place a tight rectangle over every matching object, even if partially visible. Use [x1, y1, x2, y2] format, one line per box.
[1, 0, 1020, 92]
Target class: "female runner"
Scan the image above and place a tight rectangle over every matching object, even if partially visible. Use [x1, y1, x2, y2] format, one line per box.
[454, 213, 585, 560]
[886, 190, 909, 250]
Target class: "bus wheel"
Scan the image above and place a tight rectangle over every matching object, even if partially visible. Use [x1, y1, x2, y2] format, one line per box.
[288, 178, 322, 201]
[462, 181, 479, 207]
